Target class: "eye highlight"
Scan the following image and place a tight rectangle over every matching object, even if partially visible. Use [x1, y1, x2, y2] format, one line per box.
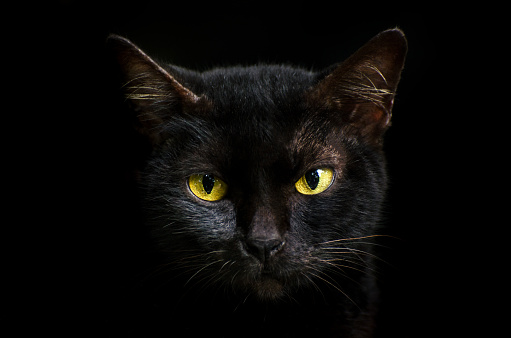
[295, 168, 334, 195]
[188, 174, 228, 201]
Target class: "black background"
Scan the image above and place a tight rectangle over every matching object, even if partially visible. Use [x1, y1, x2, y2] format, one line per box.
[31, 1, 497, 337]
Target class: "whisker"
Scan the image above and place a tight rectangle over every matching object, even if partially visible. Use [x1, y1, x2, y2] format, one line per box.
[318, 259, 368, 275]
[301, 271, 324, 296]
[185, 259, 224, 286]
[319, 234, 395, 245]
[219, 260, 233, 272]
[316, 263, 363, 287]
[340, 247, 390, 265]
[162, 250, 225, 263]
[322, 241, 393, 252]
[318, 249, 353, 253]
[230, 270, 240, 286]
[323, 258, 381, 276]
[308, 269, 359, 309]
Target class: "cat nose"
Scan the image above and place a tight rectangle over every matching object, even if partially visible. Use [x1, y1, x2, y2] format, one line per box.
[245, 238, 285, 263]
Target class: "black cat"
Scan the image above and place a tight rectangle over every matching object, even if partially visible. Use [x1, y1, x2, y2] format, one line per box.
[107, 29, 406, 337]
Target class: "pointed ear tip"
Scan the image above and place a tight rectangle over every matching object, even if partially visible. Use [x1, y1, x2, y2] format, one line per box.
[106, 34, 122, 43]
[379, 28, 405, 39]
[382, 28, 405, 36]
[379, 28, 408, 49]
[106, 34, 135, 50]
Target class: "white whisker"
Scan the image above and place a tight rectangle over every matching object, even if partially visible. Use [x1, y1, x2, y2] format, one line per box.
[308, 268, 359, 309]
[184, 259, 224, 286]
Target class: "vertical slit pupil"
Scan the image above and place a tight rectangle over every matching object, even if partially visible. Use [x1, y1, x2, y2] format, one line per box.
[305, 170, 320, 190]
[202, 174, 215, 194]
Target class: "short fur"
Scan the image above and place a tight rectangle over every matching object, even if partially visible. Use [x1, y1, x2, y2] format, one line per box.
[108, 29, 406, 337]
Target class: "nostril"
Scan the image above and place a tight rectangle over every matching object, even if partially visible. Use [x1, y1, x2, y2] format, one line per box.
[266, 239, 285, 254]
[245, 238, 285, 263]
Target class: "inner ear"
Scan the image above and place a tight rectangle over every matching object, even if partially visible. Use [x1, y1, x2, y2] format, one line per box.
[344, 102, 391, 141]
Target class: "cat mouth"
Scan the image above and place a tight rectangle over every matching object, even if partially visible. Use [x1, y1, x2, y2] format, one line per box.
[246, 262, 298, 301]
[230, 262, 288, 301]
[251, 275, 285, 301]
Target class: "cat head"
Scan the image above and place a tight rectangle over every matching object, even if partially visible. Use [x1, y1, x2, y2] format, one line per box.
[108, 29, 406, 301]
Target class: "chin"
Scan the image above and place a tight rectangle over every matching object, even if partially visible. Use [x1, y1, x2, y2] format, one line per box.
[251, 276, 287, 301]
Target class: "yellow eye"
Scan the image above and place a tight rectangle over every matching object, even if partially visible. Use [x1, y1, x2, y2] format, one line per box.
[295, 168, 334, 195]
[188, 174, 228, 201]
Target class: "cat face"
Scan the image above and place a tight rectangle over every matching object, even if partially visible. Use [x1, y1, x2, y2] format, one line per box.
[108, 30, 406, 301]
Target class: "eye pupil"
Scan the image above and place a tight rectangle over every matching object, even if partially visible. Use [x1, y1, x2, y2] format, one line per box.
[202, 174, 215, 194]
[305, 170, 320, 190]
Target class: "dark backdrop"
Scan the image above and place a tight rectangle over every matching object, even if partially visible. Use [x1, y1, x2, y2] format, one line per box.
[42, 1, 488, 337]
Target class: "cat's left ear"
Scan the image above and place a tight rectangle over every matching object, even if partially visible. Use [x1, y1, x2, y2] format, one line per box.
[310, 29, 407, 146]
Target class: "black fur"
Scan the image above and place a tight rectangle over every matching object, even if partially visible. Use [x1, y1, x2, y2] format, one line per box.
[107, 29, 406, 337]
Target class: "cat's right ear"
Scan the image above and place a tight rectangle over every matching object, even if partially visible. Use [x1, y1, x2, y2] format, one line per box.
[107, 35, 206, 145]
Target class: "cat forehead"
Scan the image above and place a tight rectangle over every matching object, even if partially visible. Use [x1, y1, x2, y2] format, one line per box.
[199, 65, 314, 85]
[193, 65, 315, 107]
[173, 66, 341, 148]
[165, 64, 347, 168]
[174, 110, 345, 174]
